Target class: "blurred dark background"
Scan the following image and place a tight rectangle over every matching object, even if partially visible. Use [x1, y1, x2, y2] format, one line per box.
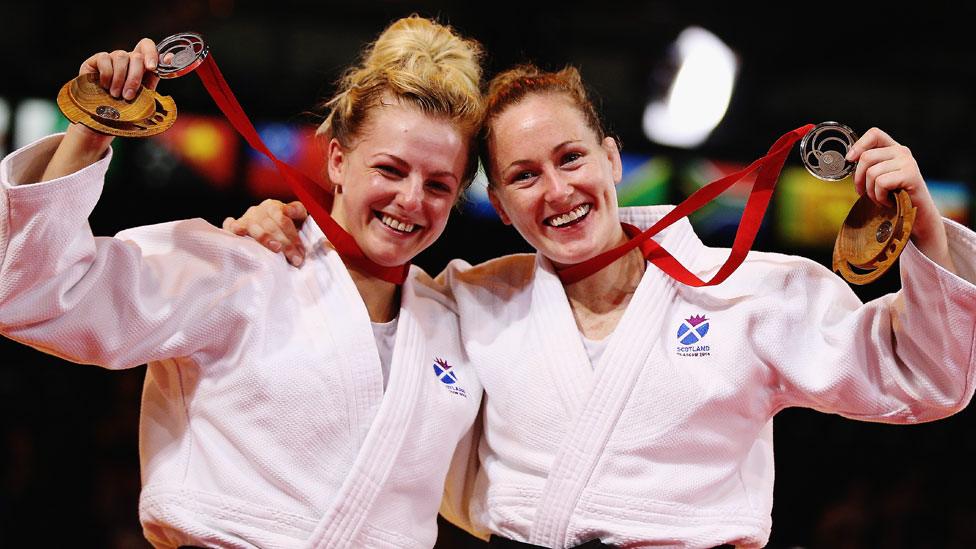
[1, 1, 975, 547]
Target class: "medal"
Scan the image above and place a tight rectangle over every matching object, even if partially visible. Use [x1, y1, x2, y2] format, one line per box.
[155, 32, 209, 79]
[799, 121, 857, 180]
[55, 32, 211, 138]
[800, 121, 916, 284]
[56, 72, 177, 137]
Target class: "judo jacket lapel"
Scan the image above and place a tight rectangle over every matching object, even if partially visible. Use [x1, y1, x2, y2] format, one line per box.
[531, 256, 597, 419]
[529, 261, 677, 547]
[303, 268, 428, 548]
[530, 209, 702, 548]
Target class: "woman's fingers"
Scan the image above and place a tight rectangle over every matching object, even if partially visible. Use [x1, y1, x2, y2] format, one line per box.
[846, 127, 896, 163]
[852, 140, 898, 200]
[79, 38, 161, 98]
[109, 50, 131, 98]
[135, 38, 161, 91]
[223, 200, 308, 266]
[863, 158, 902, 207]
[268, 201, 307, 266]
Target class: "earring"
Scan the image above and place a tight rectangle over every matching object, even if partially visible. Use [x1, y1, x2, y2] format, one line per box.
[333, 183, 343, 194]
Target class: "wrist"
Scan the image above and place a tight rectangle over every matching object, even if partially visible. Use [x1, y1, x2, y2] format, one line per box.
[910, 214, 957, 274]
[39, 124, 112, 182]
[63, 123, 113, 157]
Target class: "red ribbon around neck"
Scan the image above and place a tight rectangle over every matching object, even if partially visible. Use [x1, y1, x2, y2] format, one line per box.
[193, 55, 410, 284]
[556, 124, 815, 286]
[190, 53, 809, 289]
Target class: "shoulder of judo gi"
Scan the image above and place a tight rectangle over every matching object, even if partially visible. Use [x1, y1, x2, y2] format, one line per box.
[113, 217, 288, 283]
[680, 246, 859, 310]
[405, 264, 462, 315]
[437, 254, 537, 300]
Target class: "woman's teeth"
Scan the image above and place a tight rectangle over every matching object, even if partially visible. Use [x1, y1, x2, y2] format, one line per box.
[547, 204, 591, 227]
[380, 214, 416, 233]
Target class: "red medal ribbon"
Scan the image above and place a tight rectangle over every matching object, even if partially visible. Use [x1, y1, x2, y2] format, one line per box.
[194, 54, 410, 284]
[557, 124, 815, 286]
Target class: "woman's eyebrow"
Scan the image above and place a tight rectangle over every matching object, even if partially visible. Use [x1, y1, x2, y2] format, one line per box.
[501, 140, 583, 174]
[371, 153, 459, 183]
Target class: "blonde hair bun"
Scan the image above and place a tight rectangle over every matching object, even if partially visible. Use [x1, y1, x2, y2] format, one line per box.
[321, 18, 482, 139]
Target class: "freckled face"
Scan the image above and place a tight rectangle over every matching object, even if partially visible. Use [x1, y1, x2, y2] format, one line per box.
[328, 101, 469, 267]
[487, 93, 626, 268]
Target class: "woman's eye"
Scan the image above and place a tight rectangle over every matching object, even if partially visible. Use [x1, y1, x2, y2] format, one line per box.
[561, 152, 583, 165]
[426, 181, 452, 194]
[377, 165, 404, 177]
[513, 171, 535, 182]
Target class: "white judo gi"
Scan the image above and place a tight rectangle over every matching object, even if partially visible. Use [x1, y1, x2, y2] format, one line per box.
[0, 135, 484, 549]
[439, 206, 976, 548]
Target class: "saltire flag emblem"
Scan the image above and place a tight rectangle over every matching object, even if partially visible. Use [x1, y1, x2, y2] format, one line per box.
[433, 357, 457, 385]
[677, 315, 710, 345]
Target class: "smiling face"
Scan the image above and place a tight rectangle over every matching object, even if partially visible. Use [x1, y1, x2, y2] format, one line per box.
[487, 92, 626, 268]
[328, 99, 469, 267]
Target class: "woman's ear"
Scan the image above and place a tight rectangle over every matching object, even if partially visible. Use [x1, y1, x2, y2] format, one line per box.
[488, 186, 512, 225]
[602, 136, 623, 185]
[326, 138, 345, 187]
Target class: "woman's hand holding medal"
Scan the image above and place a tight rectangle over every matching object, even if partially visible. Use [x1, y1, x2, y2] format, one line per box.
[846, 128, 956, 275]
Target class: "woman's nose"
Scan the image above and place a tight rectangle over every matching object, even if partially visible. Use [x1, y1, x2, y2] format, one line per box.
[396, 177, 424, 211]
[541, 167, 573, 205]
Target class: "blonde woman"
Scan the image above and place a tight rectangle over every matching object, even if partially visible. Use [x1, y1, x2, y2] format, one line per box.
[0, 16, 484, 548]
